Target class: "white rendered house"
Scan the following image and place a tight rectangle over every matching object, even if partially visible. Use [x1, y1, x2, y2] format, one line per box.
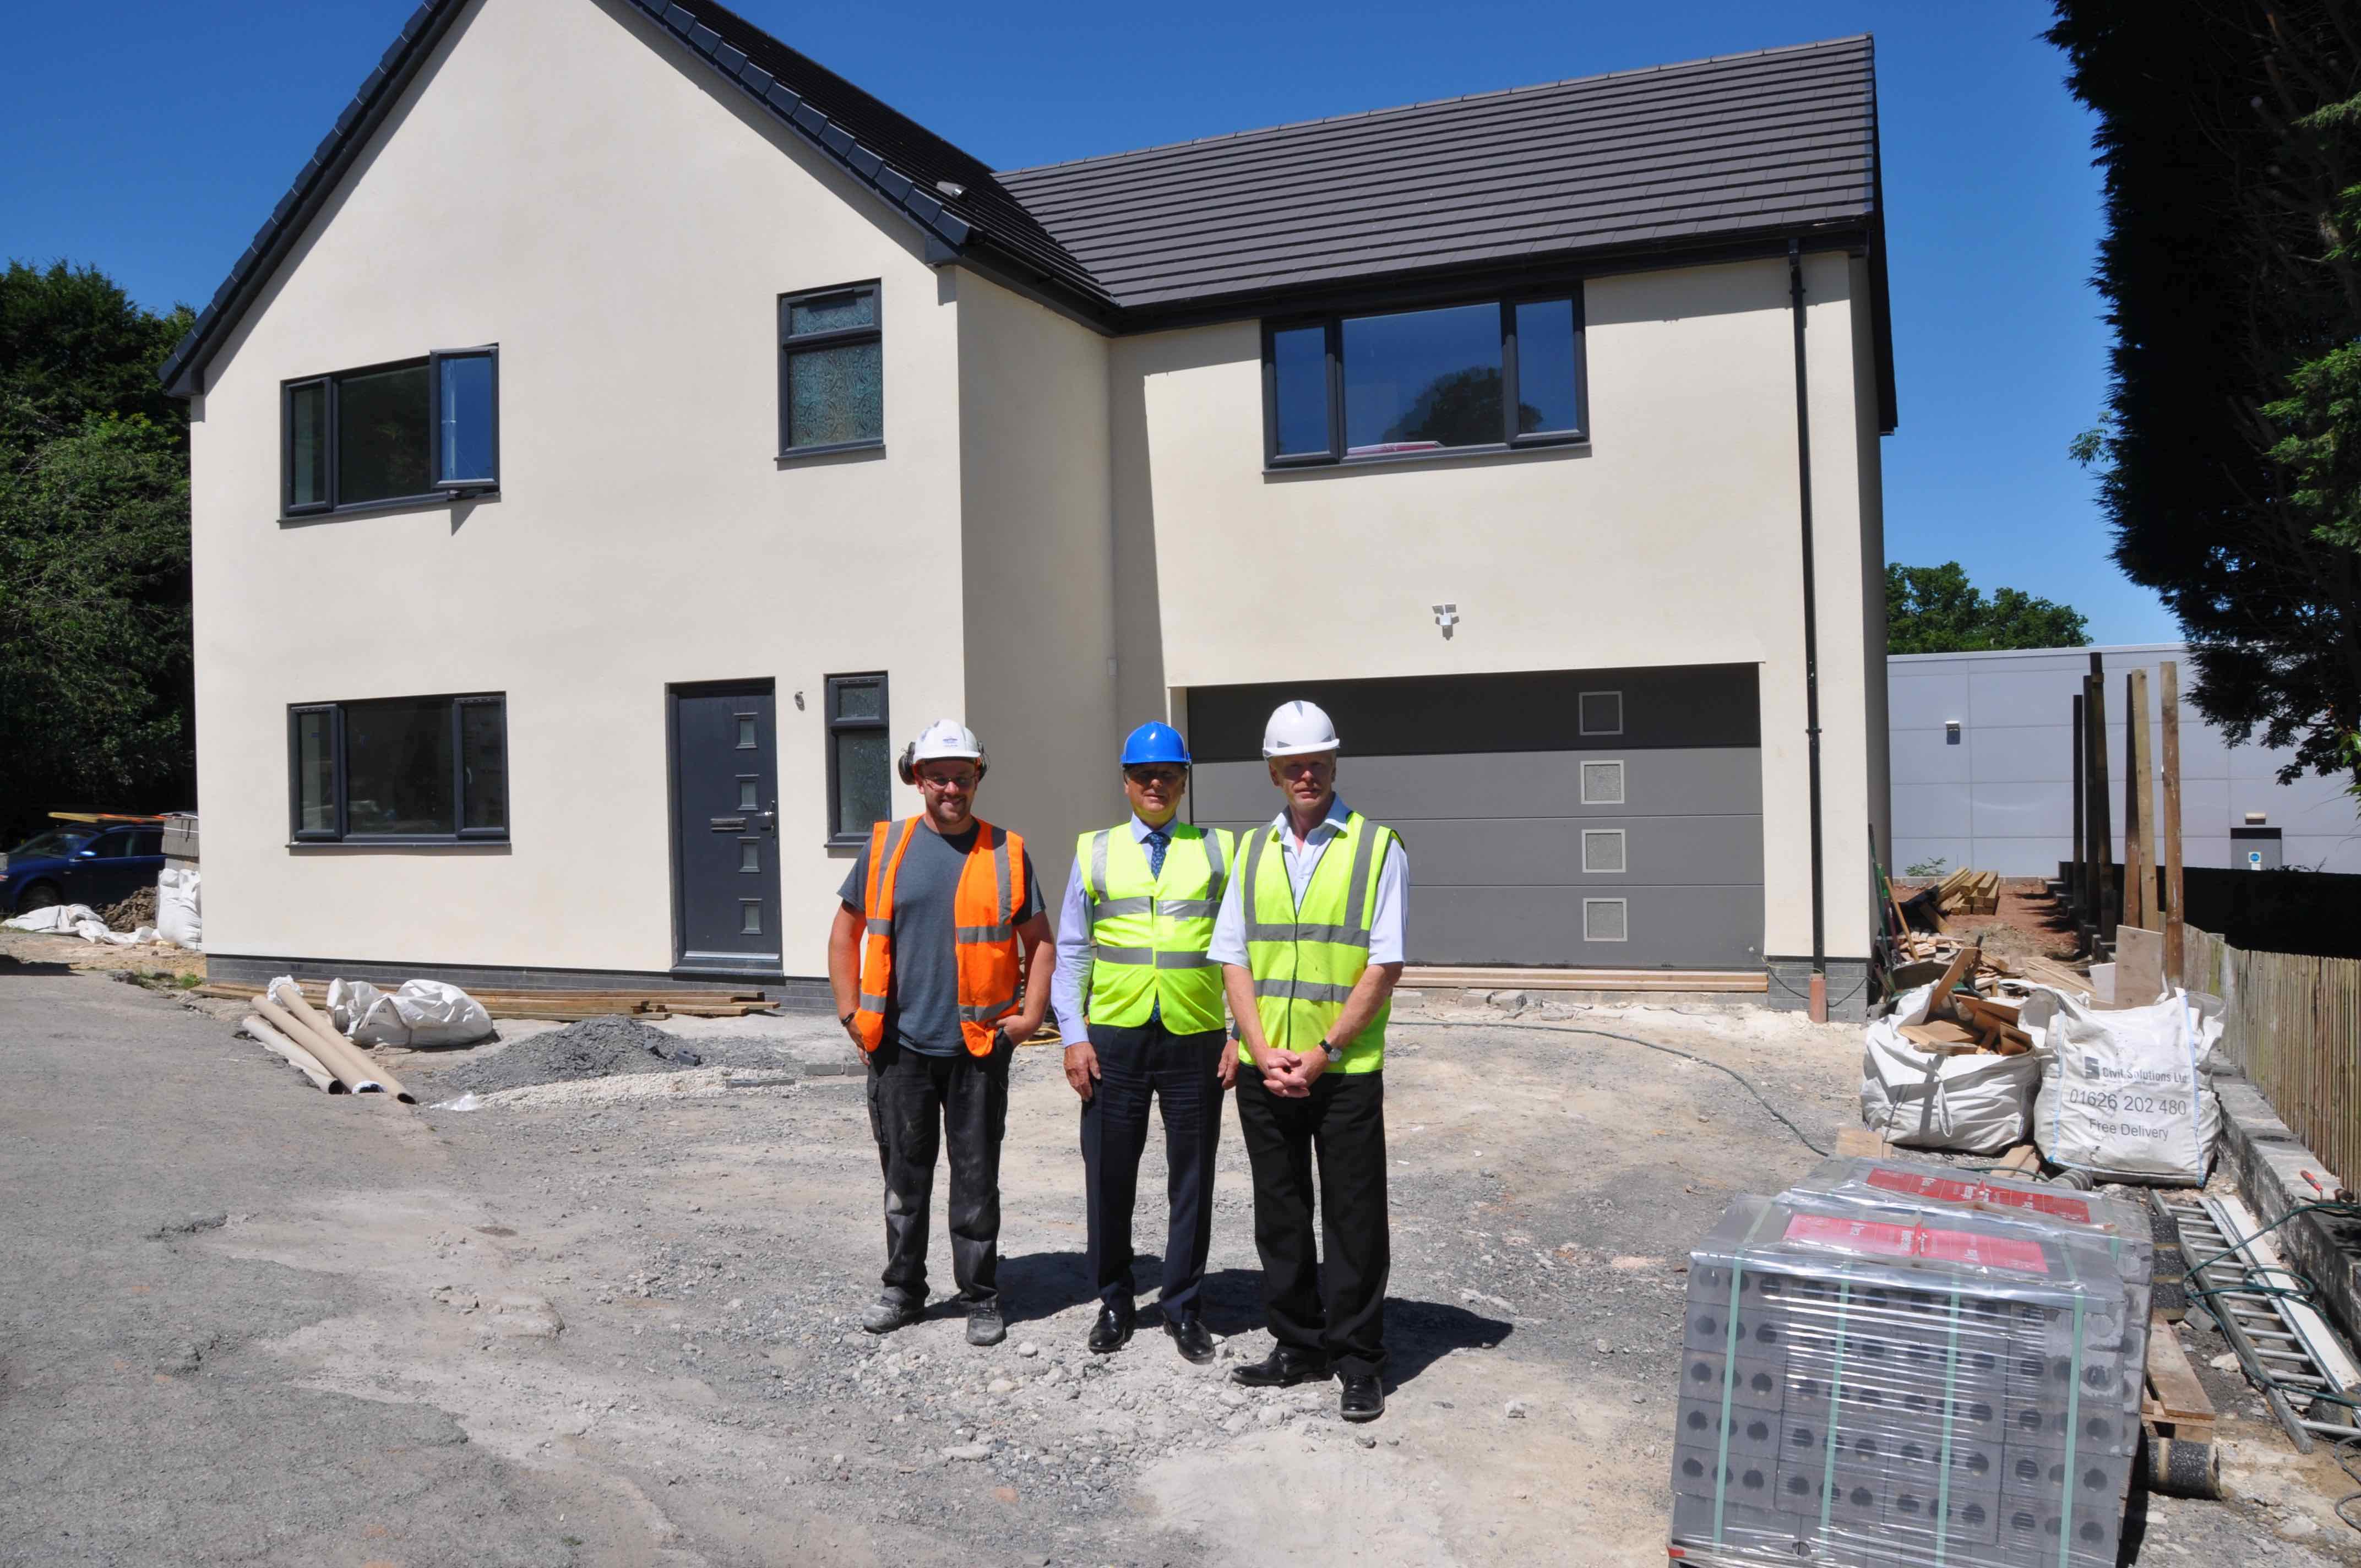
[165, 0, 1896, 1016]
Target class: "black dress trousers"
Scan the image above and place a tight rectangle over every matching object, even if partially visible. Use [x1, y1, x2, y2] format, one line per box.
[1234, 1064, 1388, 1378]
[1079, 1017, 1226, 1317]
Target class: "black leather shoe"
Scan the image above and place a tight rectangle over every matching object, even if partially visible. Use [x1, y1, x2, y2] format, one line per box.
[1163, 1314, 1215, 1365]
[1230, 1347, 1331, 1387]
[1087, 1302, 1136, 1354]
[1339, 1372, 1385, 1422]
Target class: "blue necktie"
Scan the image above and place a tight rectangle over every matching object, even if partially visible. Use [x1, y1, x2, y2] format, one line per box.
[1146, 829, 1168, 878]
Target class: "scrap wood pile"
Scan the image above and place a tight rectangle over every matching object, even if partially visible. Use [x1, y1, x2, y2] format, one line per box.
[1893, 943, 2043, 1057]
[195, 979, 774, 1022]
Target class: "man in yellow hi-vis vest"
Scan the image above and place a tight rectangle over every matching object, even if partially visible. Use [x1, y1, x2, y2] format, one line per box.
[1210, 700, 1407, 1423]
[1051, 722, 1236, 1364]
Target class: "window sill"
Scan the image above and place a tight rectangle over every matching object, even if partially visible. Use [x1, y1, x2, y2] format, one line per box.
[1264, 438, 1587, 476]
[282, 491, 499, 524]
[777, 439, 884, 466]
[287, 837, 510, 850]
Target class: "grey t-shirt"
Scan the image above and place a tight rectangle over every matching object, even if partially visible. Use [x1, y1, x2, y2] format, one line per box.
[839, 823, 1045, 1056]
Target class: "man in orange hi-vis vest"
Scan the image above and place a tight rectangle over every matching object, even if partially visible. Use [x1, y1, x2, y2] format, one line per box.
[826, 720, 1053, 1347]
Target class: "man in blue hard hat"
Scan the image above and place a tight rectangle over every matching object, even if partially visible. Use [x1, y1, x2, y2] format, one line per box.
[1051, 722, 1237, 1363]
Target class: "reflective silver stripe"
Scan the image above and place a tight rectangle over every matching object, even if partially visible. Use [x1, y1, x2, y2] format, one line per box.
[858, 992, 889, 1012]
[1091, 896, 1152, 919]
[866, 918, 893, 936]
[991, 826, 1012, 922]
[1160, 898, 1220, 919]
[1241, 822, 1276, 918]
[1252, 979, 1354, 1004]
[1155, 950, 1214, 970]
[957, 924, 1014, 944]
[1341, 814, 1379, 936]
[1087, 829, 1112, 911]
[1093, 944, 1154, 965]
[959, 998, 1018, 1022]
[1244, 920, 1367, 947]
[1203, 828, 1228, 906]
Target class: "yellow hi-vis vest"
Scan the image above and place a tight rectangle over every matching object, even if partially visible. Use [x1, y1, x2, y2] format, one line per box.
[1076, 823, 1235, 1034]
[1239, 810, 1397, 1073]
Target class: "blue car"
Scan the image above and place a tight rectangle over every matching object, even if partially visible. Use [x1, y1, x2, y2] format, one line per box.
[1, 822, 167, 916]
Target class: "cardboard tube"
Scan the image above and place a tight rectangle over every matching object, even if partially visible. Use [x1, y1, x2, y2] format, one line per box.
[269, 980, 417, 1104]
[254, 992, 384, 1097]
[242, 1015, 342, 1093]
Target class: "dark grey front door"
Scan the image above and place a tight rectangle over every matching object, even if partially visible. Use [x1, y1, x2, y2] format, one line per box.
[672, 682, 781, 972]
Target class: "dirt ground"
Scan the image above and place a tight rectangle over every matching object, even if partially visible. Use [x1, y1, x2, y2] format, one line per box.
[4, 962, 2356, 1566]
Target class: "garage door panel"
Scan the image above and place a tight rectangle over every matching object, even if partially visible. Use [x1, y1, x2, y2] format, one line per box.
[1408, 884, 1764, 967]
[1331, 814, 1763, 888]
[1192, 748, 1761, 825]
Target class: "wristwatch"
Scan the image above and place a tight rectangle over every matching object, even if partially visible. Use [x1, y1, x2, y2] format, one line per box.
[839, 1011, 856, 1028]
[1320, 1039, 1346, 1064]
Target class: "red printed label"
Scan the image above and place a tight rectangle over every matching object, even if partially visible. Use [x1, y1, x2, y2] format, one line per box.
[1783, 1214, 1918, 1256]
[1865, 1167, 1979, 1205]
[1995, 1189, 2095, 1224]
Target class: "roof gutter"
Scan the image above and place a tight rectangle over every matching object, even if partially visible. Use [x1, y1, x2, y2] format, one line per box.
[1789, 237, 1829, 1022]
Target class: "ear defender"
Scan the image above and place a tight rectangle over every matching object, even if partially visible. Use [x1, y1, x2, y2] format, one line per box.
[896, 742, 918, 785]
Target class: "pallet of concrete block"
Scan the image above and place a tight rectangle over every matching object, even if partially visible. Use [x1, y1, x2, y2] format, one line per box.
[1666, 1191, 2142, 1568]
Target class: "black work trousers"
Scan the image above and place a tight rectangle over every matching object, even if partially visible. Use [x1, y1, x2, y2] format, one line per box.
[1079, 1018, 1225, 1317]
[1235, 1066, 1389, 1378]
[865, 1035, 1010, 1309]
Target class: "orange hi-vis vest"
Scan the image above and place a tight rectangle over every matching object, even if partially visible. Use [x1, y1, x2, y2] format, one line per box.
[852, 815, 1026, 1057]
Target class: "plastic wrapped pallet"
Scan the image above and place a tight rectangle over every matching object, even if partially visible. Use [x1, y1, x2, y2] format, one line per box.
[1667, 1192, 2139, 1568]
[1781, 1155, 2154, 1291]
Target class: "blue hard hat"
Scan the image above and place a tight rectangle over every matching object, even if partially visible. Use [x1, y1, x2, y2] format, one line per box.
[1119, 722, 1191, 767]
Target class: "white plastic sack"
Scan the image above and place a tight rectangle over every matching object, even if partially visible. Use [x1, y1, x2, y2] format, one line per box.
[156, 866, 202, 949]
[2, 903, 161, 945]
[1858, 981, 2043, 1154]
[2023, 986, 2223, 1185]
[327, 977, 493, 1048]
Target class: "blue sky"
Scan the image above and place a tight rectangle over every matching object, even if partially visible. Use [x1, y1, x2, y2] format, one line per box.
[0, 1, 2165, 643]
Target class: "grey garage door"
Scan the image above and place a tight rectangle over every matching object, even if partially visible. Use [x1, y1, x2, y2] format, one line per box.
[1188, 665, 1764, 970]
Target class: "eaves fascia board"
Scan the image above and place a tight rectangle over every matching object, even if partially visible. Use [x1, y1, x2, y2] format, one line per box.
[1103, 219, 1874, 337]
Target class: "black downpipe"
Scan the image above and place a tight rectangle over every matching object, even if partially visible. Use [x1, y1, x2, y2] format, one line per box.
[1789, 241, 1829, 1015]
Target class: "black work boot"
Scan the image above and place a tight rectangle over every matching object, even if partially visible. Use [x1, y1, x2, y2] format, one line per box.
[1088, 1300, 1136, 1354]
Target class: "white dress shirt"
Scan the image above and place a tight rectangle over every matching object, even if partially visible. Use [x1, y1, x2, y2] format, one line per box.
[1207, 795, 1408, 968]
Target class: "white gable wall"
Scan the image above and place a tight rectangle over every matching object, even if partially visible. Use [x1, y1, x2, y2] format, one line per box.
[189, 0, 973, 973]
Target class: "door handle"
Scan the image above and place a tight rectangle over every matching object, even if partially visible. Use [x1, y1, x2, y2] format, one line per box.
[710, 817, 746, 831]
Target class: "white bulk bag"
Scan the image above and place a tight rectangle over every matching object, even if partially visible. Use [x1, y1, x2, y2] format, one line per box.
[328, 977, 494, 1048]
[2023, 986, 2223, 1185]
[156, 866, 202, 949]
[1859, 981, 2043, 1154]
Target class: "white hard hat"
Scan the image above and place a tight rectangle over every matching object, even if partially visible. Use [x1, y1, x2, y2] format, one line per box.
[900, 719, 987, 782]
[1261, 700, 1341, 759]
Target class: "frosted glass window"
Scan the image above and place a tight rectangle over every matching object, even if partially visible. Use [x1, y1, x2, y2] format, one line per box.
[781, 284, 883, 451]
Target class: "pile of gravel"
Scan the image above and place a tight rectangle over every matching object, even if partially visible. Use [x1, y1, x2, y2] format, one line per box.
[436, 1015, 705, 1096]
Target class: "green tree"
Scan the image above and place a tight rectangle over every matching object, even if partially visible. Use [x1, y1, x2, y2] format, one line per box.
[1885, 562, 2091, 654]
[2049, 1, 2361, 784]
[0, 262, 194, 843]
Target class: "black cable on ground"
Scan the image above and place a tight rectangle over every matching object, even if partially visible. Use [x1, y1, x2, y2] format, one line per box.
[1392, 1019, 1832, 1158]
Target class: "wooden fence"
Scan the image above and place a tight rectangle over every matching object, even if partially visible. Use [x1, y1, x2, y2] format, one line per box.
[2182, 925, 2361, 1185]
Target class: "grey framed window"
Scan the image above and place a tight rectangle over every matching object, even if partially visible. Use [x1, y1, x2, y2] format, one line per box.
[825, 672, 890, 845]
[1581, 828, 1627, 875]
[1580, 759, 1625, 807]
[1579, 690, 1623, 737]
[1263, 288, 1586, 467]
[283, 347, 499, 514]
[288, 693, 507, 843]
[780, 282, 882, 455]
